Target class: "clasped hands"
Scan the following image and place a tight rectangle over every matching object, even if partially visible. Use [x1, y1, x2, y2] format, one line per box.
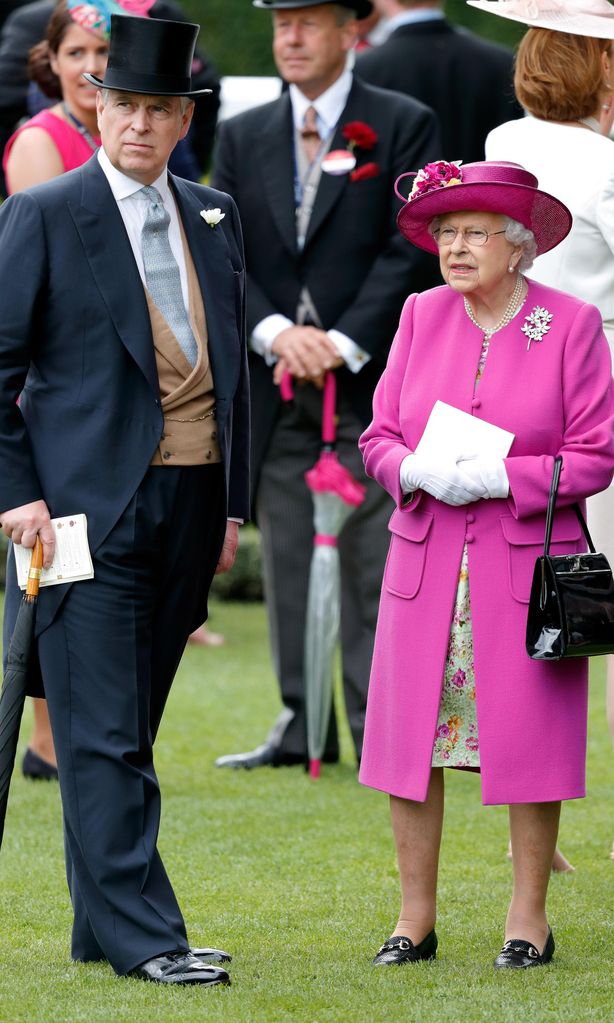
[400, 451, 509, 506]
[271, 326, 344, 388]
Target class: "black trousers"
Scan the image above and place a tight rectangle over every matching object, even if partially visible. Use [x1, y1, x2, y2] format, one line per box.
[256, 385, 392, 760]
[37, 465, 225, 975]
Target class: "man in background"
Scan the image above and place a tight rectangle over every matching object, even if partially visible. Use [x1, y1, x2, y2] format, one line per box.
[212, 0, 440, 770]
[356, 0, 522, 162]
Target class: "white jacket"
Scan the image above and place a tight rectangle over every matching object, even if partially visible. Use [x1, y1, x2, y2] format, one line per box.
[486, 116, 614, 341]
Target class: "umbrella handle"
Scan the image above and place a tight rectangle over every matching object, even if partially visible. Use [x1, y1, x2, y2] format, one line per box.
[25, 537, 44, 600]
[322, 371, 336, 446]
[279, 371, 294, 403]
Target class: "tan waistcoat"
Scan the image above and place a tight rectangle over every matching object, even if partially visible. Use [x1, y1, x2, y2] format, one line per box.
[148, 221, 220, 466]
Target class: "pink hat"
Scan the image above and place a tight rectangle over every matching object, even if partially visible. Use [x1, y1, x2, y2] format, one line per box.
[395, 160, 572, 256]
[466, 0, 614, 40]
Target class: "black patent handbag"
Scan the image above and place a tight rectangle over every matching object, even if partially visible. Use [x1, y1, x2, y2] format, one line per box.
[526, 456, 614, 660]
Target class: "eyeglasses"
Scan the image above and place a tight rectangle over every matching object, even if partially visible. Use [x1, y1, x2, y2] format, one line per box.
[431, 226, 507, 248]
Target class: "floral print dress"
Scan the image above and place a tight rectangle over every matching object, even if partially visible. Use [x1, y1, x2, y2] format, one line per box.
[431, 333, 492, 769]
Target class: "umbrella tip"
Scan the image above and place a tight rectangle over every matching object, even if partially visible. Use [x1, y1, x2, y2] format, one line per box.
[309, 759, 321, 780]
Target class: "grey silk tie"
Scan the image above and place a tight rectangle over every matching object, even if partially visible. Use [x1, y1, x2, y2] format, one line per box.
[139, 185, 198, 367]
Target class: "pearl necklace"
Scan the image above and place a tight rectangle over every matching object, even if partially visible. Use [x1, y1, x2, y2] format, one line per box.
[463, 274, 526, 340]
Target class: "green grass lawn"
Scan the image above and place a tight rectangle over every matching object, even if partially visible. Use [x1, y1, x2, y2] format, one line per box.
[0, 597, 612, 1022]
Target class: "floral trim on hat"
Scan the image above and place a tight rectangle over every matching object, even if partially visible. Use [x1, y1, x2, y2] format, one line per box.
[409, 160, 463, 200]
[67, 0, 153, 36]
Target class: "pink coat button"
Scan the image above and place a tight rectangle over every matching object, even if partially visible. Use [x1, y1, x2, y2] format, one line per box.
[471, 398, 481, 408]
[466, 533, 475, 543]
[466, 513, 475, 523]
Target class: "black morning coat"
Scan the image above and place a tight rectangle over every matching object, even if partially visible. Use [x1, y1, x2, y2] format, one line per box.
[211, 76, 442, 490]
[0, 155, 249, 674]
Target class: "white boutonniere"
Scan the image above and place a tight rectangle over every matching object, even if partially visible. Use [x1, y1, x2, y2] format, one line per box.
[522, 306, 553, 351]
[200, 208, 225, 228]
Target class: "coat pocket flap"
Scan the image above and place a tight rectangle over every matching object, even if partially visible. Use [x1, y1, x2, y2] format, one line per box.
[388, 509, 434, 543]
[500, 515, 581, 547]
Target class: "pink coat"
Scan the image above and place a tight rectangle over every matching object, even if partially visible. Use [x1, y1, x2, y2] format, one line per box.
[358, 280, 614, 805]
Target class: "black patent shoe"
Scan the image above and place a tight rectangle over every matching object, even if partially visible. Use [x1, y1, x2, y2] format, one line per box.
[493, 928, 554, 969]
[191, 946, 232, 964]
[373, 930, 438, 965]
[128, 950, 230, 985]
[22, 748, 58, 781]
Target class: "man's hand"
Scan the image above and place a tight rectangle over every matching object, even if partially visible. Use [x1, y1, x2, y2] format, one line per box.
[215, 520, 239, 575]
[271, 326, 343, 386]
[0, 499, 55, 568]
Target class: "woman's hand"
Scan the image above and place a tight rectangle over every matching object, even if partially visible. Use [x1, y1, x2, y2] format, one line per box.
[458, 456, 509, 499]
[400, 452, 487, 506]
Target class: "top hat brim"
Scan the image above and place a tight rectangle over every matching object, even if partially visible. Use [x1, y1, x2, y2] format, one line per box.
[253, 0, 374, 20]
[397, 181, 572, 257]
[83, 72, 211, 97]
[467, 1, 614, 40]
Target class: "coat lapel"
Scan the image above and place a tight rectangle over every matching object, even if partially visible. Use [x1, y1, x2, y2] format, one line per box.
[171, 176, 240, 401]
[68, 158, 159, 398]
[257, 93, 297, 257]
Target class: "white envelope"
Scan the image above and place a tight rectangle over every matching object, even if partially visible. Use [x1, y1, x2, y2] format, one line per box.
[416, 400, 515, 459]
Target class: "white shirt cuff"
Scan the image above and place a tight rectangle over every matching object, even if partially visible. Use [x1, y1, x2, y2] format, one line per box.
[250, 314, 294, 366]
[327, 329, 371, 374]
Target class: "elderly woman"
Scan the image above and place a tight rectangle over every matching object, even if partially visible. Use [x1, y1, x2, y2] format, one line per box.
[359, 160, 614, 969]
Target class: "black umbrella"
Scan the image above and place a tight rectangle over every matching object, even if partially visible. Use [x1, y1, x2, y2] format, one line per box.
[0, 537, 43, 847]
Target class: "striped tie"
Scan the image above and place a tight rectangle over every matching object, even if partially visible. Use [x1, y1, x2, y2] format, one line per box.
[301, 105, 321, 165]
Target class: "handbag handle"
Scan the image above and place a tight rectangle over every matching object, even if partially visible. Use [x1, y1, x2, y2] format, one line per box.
[543, 455, 596, 557]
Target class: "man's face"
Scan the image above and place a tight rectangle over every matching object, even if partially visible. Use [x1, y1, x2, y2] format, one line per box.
[96, 91, 194, 184]
[272, 5, 358, 99]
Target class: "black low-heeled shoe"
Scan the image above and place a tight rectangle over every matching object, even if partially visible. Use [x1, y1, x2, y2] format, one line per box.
[372, 930, 438, 966]
[22, 748, 59, 781]
[493, 928, 555, 969]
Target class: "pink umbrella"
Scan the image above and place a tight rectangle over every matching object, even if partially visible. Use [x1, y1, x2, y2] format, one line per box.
[281, 371, 366, 777]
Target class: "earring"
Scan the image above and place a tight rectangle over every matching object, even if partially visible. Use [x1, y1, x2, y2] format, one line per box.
[508, 265, 514, 273]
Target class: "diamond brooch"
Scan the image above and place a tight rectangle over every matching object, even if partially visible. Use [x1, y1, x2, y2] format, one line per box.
[521, 306, 553, 351]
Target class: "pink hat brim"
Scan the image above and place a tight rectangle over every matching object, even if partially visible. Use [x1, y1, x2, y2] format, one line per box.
[397, 180, 572, 256]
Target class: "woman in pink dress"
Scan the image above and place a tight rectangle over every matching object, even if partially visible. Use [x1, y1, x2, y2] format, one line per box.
[3, 0, 109, 192]
[359, 160, 614, 969]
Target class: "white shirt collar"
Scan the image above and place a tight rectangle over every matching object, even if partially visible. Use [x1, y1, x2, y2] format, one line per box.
[97, 146, 171, 204]
[378, 7, 445, 44]
[289, 67, 353, 135]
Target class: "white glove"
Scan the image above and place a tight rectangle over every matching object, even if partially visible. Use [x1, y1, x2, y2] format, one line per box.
[458, 456, 509, 499]
[400, 452, 488, 506]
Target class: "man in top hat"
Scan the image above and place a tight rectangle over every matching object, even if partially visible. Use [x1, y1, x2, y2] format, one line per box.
[0, 13, 248, 985]
[212, 0, 440, 770]
[356, 1, 522, 163]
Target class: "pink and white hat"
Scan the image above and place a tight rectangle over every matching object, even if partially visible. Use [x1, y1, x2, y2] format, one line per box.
[395, 160, 572, 256]
[466, 1, 614, 40]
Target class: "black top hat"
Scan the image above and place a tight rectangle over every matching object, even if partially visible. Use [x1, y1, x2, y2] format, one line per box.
[253, 0, 374, 20]
[83, 15, 212, 97]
